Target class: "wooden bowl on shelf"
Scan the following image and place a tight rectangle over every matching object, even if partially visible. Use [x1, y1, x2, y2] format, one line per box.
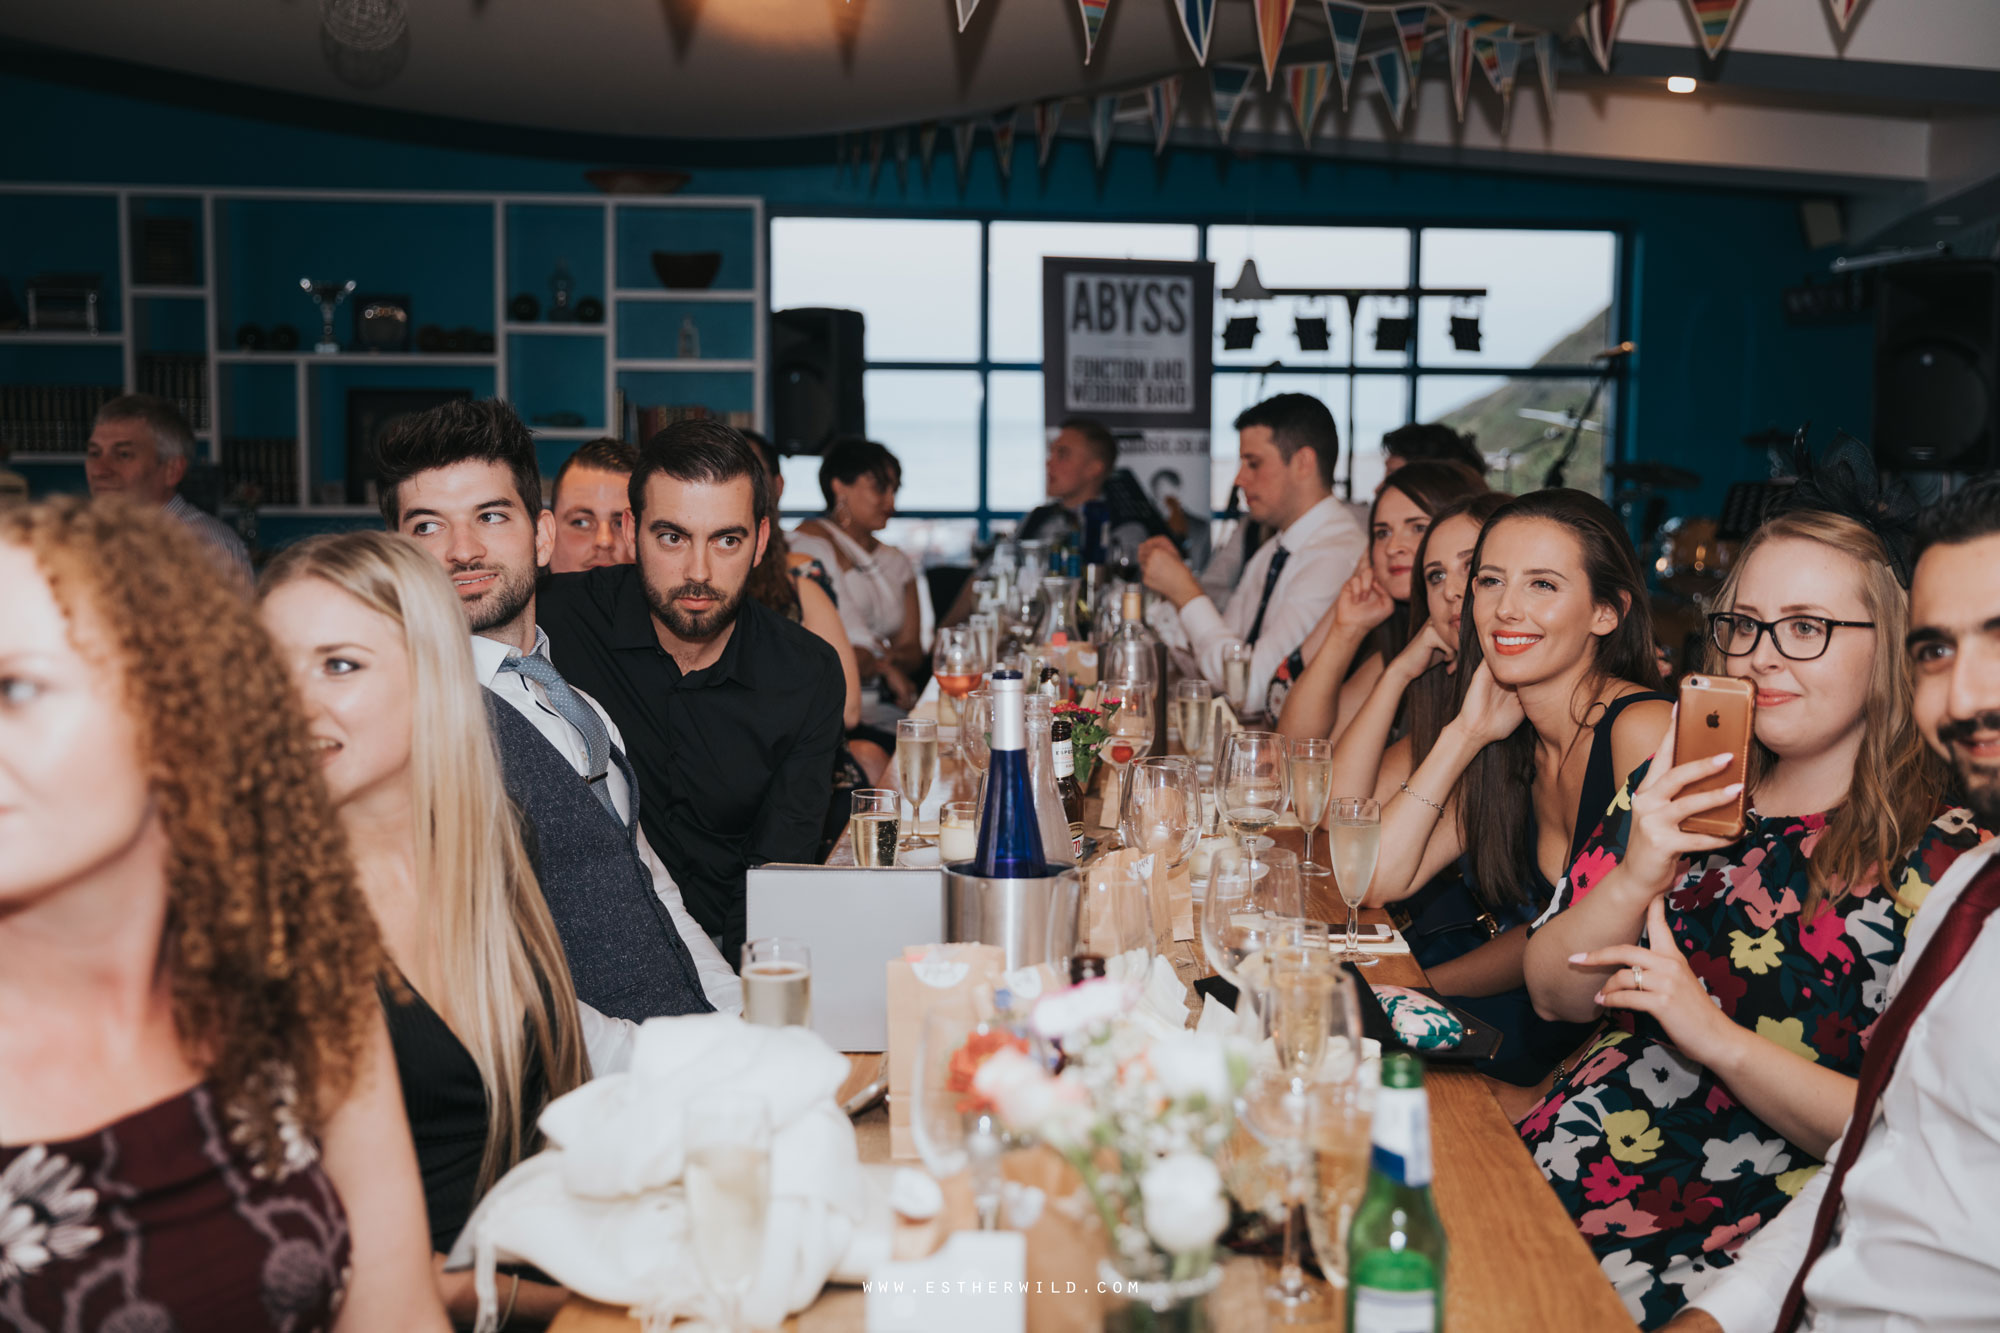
[649, 250, 722, 290]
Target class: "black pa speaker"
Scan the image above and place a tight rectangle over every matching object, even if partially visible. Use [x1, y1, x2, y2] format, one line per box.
[1872, 260, 1999, 471]
[771, 307, 865, 455]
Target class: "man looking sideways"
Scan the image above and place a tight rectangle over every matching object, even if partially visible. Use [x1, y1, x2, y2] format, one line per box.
[538, 419, 845, 960]
[549, 437, 638, 574]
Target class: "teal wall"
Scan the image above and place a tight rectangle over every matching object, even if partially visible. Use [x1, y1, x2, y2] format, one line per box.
[0, 66, 1871, 525]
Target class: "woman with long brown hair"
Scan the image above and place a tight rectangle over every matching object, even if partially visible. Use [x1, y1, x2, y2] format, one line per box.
[0, 498, 446, 1331]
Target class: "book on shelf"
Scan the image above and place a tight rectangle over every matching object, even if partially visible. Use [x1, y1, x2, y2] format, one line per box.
[135, 354, 210, 430]
[221, 436, 299, 507]
[619, 398, 755, 444]
[0, 383, 122, 454]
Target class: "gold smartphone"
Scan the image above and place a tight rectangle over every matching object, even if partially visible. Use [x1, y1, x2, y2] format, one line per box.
[1674, 674, 1756, 838]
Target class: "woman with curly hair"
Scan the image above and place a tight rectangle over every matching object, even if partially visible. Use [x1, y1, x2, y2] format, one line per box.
[0, 497, 447, 1331]
[259, 531, 590, 1326]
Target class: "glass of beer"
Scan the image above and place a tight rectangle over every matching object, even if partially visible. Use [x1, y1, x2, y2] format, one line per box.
[850, 788, 899, 867]
[740, 938, 812, 1029]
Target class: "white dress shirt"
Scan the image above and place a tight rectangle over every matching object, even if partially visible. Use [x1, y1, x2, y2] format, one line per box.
[472, 629, 743, 1025]
[1175, 495, 1366, 716]
[1692, 836, 2000, 1332]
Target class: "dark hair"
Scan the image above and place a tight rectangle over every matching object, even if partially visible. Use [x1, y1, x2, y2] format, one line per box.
[551, 438, 639, 508]
[1403, 492, 1511, 769]
[95, 393, 196, 463]
[1059, 418, 1119, 472]
[817, 436, 902, 512]
[1233, 393, 1338, 490]
[628, 418, 773, 526]
[1914, 472, 2000, 560]
[741, 428, 782, 480]
[1453, 488, 1661, 911]
[373, 398, 540, 526]
[1384, 422, 1486, 475]
[1362, 461, 1491, 670]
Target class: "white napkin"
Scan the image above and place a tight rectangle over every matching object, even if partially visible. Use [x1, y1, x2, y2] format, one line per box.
[447, 1014, 879, 1332]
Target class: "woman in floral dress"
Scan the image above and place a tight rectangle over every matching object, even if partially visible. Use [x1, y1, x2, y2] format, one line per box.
[1520, 510, 1986, 1327]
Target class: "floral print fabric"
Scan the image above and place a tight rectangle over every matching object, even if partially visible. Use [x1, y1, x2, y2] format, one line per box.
[1517, 759, 1984, 1328]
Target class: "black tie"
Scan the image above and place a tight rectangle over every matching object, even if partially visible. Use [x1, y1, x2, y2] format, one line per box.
[1244, 545, 1290, 645]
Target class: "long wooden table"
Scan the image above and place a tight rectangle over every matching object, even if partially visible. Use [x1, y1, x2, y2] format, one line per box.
[554, 733, 1634, 1333]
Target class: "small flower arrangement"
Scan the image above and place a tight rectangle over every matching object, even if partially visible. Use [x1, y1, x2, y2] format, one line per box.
[1053, 697, 1121, 792]
[971, 977, 1251, 1294]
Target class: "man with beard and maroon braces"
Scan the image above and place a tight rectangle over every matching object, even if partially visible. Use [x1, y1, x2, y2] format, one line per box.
[537, 419, 845, 960]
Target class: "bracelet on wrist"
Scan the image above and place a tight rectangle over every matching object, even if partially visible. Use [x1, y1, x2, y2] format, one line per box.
[1399, 780, 1446, 816]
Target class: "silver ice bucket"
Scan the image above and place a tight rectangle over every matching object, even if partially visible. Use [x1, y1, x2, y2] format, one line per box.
[942, 865, 1077, 972]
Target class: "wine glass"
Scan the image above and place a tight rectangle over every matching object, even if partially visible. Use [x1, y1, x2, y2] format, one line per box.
[1220, 639, 1255, 715]
[1330, 796, 1383, 968]
[1200, 844, 1304, 1004]
[912, 1009, 1012, 1231]
[895, 718, 940, 851]
[1305, 1078, 1374, 1294]
[1172, 678, 1216, 781]
[683, 1092, 772, 1333]
[1218, 730, 1289, 852]
[1289, 737, 1334, 876]
[933, 627, 982, 739]
[959, 689, 993, 807]
[1100, 680, 1155, 818]
[1119, 755, 1201, 869]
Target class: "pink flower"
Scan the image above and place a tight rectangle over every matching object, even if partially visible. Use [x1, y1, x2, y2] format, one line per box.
[1517, 1092, 1565, 1139]
[1571, 1044, 1630, 1087]
[1568, 846, 1620, 902]
[1579, 1199, 1661, 1239]
[1798, 906, 1855, 967]
[1581, 1157, 1642, 1204]
[1701, 1212, 1764, 1254]
[1704, 1084, 1737, 1114]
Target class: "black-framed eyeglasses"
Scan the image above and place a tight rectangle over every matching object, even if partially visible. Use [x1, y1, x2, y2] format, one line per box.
[1707, 612, 1876, 662]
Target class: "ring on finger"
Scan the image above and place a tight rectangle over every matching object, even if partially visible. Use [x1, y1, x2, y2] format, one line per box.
[1631, 966, 1646, 990]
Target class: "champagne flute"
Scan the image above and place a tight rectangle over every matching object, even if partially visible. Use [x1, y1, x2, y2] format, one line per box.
[894, 718, 940, 850]
[933, 627, 981, 737]
[958, 689, 992, 805]
[1221, 639, 1254, 715]
[1288, 737, 1334, 876]
[849, 788, 899, 868]
[1172, 678, 1215, 781]
[1100, 680, 1155, 818]
[1119, 755, 1201, 868]
[684, 1092, 772, 1333]
[1218, 730, 1289, 852]
[1330, 796, 1383, 967]
[739, 937, 811, 1028]
[912, 1010, 1011, 1231]
[1305, 1079, 1374, 1293]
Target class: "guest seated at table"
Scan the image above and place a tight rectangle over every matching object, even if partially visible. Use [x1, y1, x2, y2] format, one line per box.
[1664, 473, 2000, 1333]
[1364, 489, 1674, 1084]
[1520, 506, 1983, 1328]
[1381, 420, 1488, 481]
[260, 531, 602, 1324]
[0, 498, 446, 1331]
[547, 437, 638, 574]
[1272, 460, 1487, 737]
[1138, 393, 1367, 718]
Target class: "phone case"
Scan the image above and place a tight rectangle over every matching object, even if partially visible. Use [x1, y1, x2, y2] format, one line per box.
[1675, 674, 1756, 838]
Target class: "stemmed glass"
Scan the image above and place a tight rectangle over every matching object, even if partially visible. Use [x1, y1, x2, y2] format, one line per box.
[1220, 639, 1255, 716]
[1119, 755, 1201, 869]
[933, 627, 982, 741]
[1100, 680, 1156, 819]
[683, 1092, 772, 1333]
[894, 718, 940, 851]
[1330, 796, 1383, 967]
[1172, 678, 1216, 782]
[1289, 737, 1334, 876]
[958, 689, 992, 807]
[1218, 730, 1289, 852]
[913, 1009, 1013, 1231]
[1200, 844, 1304, 1005]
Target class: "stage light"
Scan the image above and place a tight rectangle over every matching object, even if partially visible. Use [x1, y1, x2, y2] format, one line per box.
[1667, 76, 1697, 94]
[1450, 314, 1482, 352]
[1294, 316, 1330, 352]
[1373, 316, 1411, 354]
[1222, 259, 1273, 302]
[1223, 316, 1261, 350]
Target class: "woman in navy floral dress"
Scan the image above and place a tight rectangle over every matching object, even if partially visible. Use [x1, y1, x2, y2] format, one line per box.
[1521, 510, 1987, 1327]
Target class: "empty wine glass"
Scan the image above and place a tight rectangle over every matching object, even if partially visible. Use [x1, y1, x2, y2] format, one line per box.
[1201, 844, 1304, 1005]
[683, 1092, 772, 1333]
[1100, 679, 1155, 817]
[1330, 796, 1383, 967]
[1119, 755, 1201, 868]
[958, 688, 993, 791]
[912, 1009, 1014, 1231]
[1218, 730, 1289, 852]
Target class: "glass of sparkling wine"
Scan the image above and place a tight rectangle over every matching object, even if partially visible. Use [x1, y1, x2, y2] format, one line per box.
[894, 718, 940, 850]
[1221, 639, 1254, 715]
[684, 1092, 772, 1333]
[1289, 736, 1334, 875]
[938, 800, 978, 864]
[849, 788, 899, 868]
[740, 938, 811, 1028]
[1172, 677, 1215, 777]
[1305, 1080, 1373, 1292]
[1330, 796, 1383, 967]
[1219, 730, 1289, 852]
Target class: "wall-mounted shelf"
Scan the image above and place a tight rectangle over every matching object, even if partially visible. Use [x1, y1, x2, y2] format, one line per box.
[610, 288, 757, 303]
[215, 351, 500, 367]
[503, 322, 605, 336]
[0, 331, 126, 344]
[528, 426, 608, 440]
[615, 358, 756, 372]
[130, 285, 207, 299]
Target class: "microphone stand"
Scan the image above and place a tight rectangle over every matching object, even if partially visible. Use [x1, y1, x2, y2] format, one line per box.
[1543, 343, 1632, 490]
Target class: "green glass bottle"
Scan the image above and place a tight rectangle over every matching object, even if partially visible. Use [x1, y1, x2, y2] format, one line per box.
[1347, 1053, 1447, 1333]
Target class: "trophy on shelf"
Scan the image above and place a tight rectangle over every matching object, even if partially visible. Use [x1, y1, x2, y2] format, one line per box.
[299, 278, 357, 354]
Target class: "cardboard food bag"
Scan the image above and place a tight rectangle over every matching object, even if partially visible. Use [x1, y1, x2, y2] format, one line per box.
[885, 943, 1008, 1161]
[1084, 849, 1164, 957]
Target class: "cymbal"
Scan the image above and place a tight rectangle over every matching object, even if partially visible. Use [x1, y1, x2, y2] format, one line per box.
[1607, 460, 1702, 490]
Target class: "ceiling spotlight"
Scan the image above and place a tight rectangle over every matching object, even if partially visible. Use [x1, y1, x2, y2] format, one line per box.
[1223, 316, 1261, 351]
[1450, 313, 1482, 352]
[1373, 316, 1411, 354]
[1294, 316, 1330, 352]
[1667, 76, 1697, 94]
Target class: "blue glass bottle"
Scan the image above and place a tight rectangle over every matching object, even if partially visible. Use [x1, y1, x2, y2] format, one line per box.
[967, 671, 1050, 877]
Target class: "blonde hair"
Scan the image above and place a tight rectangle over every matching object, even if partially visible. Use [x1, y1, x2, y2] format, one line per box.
[260, 531, 586, 1193]
[1710, 510, 1948, 915]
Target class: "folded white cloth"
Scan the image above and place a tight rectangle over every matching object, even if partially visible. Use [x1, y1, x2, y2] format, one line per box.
[447, 1014, 877, 1331]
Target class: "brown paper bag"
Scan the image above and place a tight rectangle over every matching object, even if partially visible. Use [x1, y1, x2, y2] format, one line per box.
[1084, 849, 1154, 957]
[1165, 855, 1195, 941]
[884, 943, 1008, 1161]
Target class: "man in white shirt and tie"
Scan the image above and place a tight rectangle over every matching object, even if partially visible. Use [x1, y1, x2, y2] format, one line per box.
[1136, 393, 1366, 717]
[1667, 473, 2000, 1333]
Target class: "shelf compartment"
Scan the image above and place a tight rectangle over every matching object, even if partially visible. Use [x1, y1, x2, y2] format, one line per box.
[215, 351, 497, 366]
[618, 299, 754, 363]
[508, 331, 606, 435]
[0, 193, 124, 334]
[505, 202, 606, 322]
[613, 204, 757, 293]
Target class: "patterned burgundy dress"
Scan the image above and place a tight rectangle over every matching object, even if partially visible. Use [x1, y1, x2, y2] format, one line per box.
[0, 1083, 349, 1332]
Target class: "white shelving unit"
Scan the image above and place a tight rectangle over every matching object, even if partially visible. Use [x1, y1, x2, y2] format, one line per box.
[1, 184, 768, 510]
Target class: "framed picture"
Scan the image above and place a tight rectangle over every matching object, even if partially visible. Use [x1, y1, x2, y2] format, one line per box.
[345, 387, 471, 505]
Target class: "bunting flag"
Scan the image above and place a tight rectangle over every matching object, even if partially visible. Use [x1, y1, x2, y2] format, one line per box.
[1464, 13, 1512, 43]
[1448, 19, 1474, 121]
[1034, 99, 1064, 167]
[1254, 0, 1296, 90]
[867, 130, 885, 190]
[893, 128, 911, 189]
[1210, 65, 1256, 142]
[1323, 1, 1367, 110]
[955, 0, 980, 32]
[1392, 5, 1429, 82]
[1091, 94, 1119, 168]
[1534, 31, 1557, 108]
[918, 121, 940, 178]
[993, 108, 1018, 182]
[1490, 37, 1523, 98]
[1581, 0, 1623, 73]
[1176, 0, 1217, 64]
[1683, 0, 1745, 58]
[1148, 76, 1182, 154]
[1285, 62, 1333, 148]
[1370, 46, 1410, 130]
[1077, 0, 1111, 62]
[1826, 0, 1865, 31]
[953, 119, 977, 187]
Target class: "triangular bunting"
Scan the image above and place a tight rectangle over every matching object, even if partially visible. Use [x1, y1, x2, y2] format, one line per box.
[1448, 19, 1474, 122]
[993, 108, 1018, 182]
[1210, 65, 1256, 143]
[1034, 100, 1064, 167]
[955, 0, 980, 32]
[893, 128, 910, 189]
[1091, 94, 1119, 168]
[1464, 14, 1512, 41]
[1534, 31, 1557, 109]
[1176, 0, 1218, 64]
[1490, 37, 1523, 97]
[1148, 76, 1182, 154]
[1475, 37, 1501, 93]
[1826, 0, 1865, 32]
[1392, 6, 1430, 82]
[1370, 47, 1411, 131]
[1254, 0, 1297, 90]
[952, 119, 977, 188]
[1683, 0, 1745, 59]
[1581, 0, 1624, 73]
[1323, 1, 1367, 110]
[1285, 62, 1333, 148]
[1077, 0, 1111, 62]
[867, 130, 884, 190]
[918, 122, 940, 178]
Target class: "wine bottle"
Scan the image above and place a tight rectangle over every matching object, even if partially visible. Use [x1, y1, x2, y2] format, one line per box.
[1347, 1053, 1448, 1333]
[1051, 716, 1085, 860]
[969, 670, 1050, 878]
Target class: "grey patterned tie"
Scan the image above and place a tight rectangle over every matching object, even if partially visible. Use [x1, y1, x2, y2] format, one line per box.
[498, 652, 619, 818]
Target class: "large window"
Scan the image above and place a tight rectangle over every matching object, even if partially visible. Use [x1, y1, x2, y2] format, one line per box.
[770, 218, 1620, 559]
